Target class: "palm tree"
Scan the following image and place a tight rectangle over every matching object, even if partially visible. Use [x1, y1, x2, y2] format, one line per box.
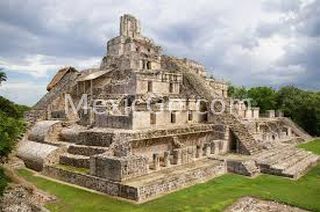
[0, 69, 7, 85]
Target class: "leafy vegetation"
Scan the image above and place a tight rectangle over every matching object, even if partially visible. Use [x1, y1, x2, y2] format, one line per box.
[0, 167, 9, 195]
[0, 71, 29, 195]
[16, 140, 320, 212]
[228, 85, 320, 136]
[0, 70, 7, 85]
[0, 96, 29, 160]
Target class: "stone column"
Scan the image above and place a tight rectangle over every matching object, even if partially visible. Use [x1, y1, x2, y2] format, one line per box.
[204, 144, 211, 156]
[196, 144, 203, 158]
[153, 153, 160, 170]
[210, 142, 215, 154]
[214, 141, 220, 154]
[164, 151, 171, 167]
[288, 127, 292, 137]
[173, 149, 181, 165]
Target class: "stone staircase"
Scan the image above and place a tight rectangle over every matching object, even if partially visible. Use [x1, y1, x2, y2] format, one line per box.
[280, 117, 312, 140]
[57, 127, 109, 169]
[58, 144, 108, 169]
[223, 114, 262, 155]
[255, 146, 319, 179]
[164, 56, 262, 155]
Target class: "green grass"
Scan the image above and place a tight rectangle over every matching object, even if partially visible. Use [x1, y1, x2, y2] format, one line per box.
[54, 164, 89, 174]
[299, 139, 320, 155]
[17, 139, 320, 212]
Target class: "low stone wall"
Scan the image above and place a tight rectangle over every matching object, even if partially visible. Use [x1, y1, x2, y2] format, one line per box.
[42, 166, 139, 201]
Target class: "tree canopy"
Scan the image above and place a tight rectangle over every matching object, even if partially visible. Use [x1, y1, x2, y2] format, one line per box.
[228, 85, 320, 136]
[0, 71, 29, 161]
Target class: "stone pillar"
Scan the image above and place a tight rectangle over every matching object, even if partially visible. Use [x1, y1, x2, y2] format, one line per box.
[196, 144, 203, 158]
[204, 144, 211, 156]
[210, 142, 215, 154]
[173, 149, 181, 165]
[213, 141, 220, 154]
[181, 148, 187, 164]
[288, 127, 292, 137]
[267, 110, 275, 118]
[164, 151, 171, 167]
[153, 153, 160, 170]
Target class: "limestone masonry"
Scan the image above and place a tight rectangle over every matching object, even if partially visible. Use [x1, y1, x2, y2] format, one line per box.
[18, 14, 318, 202]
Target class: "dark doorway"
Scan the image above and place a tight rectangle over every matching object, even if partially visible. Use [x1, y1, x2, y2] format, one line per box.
[229, 129, 238, 153]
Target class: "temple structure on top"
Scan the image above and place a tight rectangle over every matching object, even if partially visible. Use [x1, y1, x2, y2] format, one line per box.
[18, 14, 317, 203]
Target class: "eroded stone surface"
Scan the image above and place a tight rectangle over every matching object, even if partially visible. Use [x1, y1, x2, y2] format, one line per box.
[226, 197, 308, 212]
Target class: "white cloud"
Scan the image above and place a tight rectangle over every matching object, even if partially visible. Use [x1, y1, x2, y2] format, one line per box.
[0, 0, 319, 105]
[0, 81, 47, 106]
[0, 55, 100, 78]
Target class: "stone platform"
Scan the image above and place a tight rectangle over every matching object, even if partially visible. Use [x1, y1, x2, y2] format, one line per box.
[42, 158, 226, 202]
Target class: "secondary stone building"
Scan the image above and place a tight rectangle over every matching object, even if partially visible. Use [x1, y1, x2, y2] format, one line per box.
[18, 14, 318, 202]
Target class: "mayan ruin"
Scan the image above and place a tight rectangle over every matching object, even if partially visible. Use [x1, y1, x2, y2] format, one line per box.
[16, 14, 318, 203]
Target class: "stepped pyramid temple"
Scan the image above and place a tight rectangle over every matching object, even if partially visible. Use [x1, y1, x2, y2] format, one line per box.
[18, 14, 318, 202]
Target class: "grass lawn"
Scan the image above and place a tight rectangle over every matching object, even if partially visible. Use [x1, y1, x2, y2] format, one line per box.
[17, 139, 320, 212]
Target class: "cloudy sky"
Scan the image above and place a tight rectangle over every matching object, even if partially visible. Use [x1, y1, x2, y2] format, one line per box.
[0, 0, 319, 106]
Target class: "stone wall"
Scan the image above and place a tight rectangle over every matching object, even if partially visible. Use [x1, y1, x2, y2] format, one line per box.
[90, 154, 149, 182]
[95, 114, 132, 129]
[77, 130, 114, 147]
[42, 158, 226, 202]
[42, 166, 139, 201]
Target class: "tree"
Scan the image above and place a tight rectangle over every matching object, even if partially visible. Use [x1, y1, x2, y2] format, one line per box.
[247, 87, 277, 113]
[277, 86, 320, 136]
[0, 96, 29, 161]
[0, 69, 7, 85]
[228, 85, 248, 99]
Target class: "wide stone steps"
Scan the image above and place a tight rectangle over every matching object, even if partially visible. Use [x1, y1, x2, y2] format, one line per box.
[272, 151, 312, 170]
[256, 148, 298, 165]
[283, 154, 319, 178]
[254, 146, 288, 160]
[67, 145, 108, 156]
[256, 147, 319, 179]
[59, 153, 90, 168]
[268, 149, 306, 166]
